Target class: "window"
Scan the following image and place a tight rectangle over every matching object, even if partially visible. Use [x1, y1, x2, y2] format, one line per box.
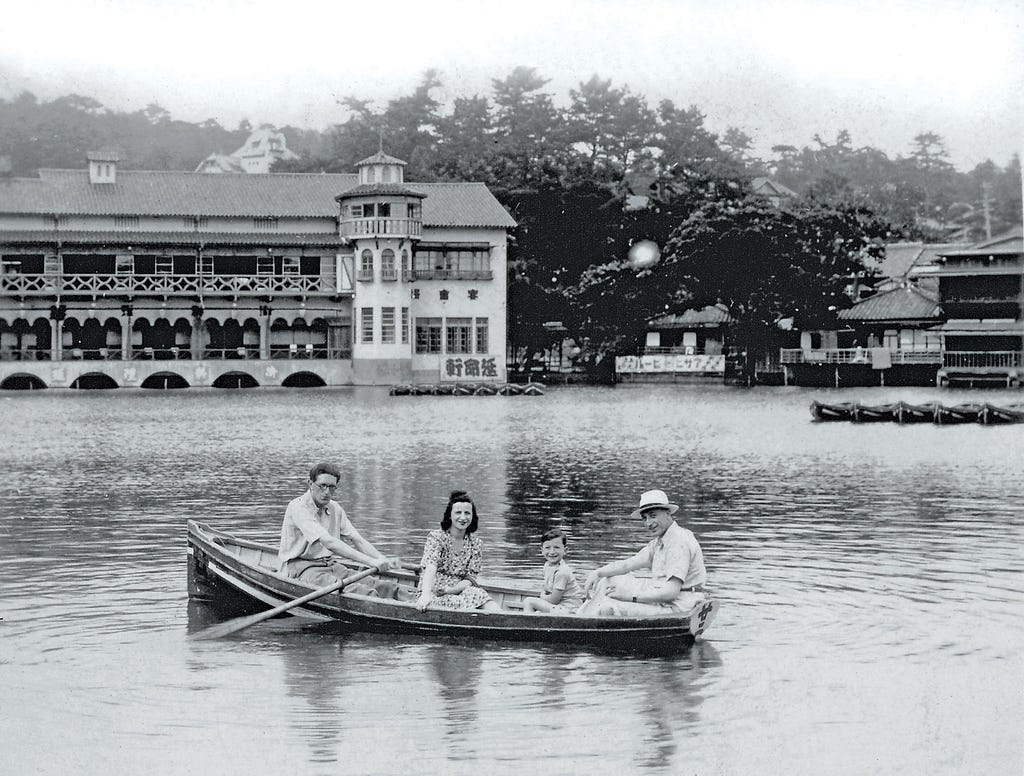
[283, 256, 300, 275]
[351, 204, 365, 218]
[361, 307, 374, 344]
[358, 249, 374, 281]
[381, 307, 395, 344]
[253, 217, 278, 230]
[401, 307, 409, 344]
[381, 249, 396, 280]
[155, 255, 173, 274]
[415, 317, 442, 354]
[382, 166, 392, 183]
[114, 216, 139, 229]
[184, 216, 208, 229]
[446, 318, 472, 354]
[475, 318, 489, 353]
[377, 203, 390, 217]
[401, 250, 409, 278]
[407, 203, 421, 219]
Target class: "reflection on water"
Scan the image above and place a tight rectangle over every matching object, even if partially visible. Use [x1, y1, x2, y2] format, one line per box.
[2, 385, 1023, 775]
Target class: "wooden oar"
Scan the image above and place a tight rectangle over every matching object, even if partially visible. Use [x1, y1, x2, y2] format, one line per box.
[190, 565, 381, 641]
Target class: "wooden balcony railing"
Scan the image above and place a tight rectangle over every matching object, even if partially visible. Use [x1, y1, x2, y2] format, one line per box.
[410, 269, 493, 281]
[0, 273, 341, 296]
[643, 346, 709, 355]
[339, 218, 422, 238]
[780, 348, 943, 365]
[943, 351, 1021, 368]
[0, 346, 351, 362]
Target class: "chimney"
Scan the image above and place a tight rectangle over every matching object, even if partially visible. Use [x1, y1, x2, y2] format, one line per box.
[87, 150, 119, 184]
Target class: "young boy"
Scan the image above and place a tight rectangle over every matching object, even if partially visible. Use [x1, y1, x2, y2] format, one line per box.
[522, 529, 585, 614]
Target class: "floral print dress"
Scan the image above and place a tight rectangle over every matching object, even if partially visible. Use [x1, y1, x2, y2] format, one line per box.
[419, 529, 493, 610]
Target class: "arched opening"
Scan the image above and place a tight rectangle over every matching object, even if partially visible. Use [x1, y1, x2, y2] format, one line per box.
[76, 318, 107, 357]
[1, 373, 47, 390]
[206, 318, 252, 358]
[1, 318, 34, 361]
[140, 371, 190, 389]
[212, 371, 259, 389]
[269, 316, 329, 359]
[134, 318, 179, 359]
[282, 371, 327, 387]
[31, 319, 52, 360]
[70, 372, 119, 390]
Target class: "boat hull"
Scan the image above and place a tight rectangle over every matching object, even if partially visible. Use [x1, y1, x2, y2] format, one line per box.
[186, 521, 717, 653]
[810, 400, 1022, 425]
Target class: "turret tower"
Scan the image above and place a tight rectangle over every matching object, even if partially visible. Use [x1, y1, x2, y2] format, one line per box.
[336, 151, 425, 382]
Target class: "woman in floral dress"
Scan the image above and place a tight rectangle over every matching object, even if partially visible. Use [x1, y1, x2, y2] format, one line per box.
[415, 491, 502, 612]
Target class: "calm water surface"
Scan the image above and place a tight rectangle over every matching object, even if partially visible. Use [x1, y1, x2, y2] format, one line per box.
[1, 384, 1022, 775]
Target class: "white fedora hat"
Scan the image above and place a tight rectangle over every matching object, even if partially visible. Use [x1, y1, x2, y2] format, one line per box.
[631, 489, 679, 519]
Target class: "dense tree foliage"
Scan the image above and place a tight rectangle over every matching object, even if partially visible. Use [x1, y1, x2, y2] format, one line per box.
[1, 74, 1020, 380]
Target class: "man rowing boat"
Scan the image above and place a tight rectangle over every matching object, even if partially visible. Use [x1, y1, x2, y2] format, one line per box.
[278, 462, 402, 597]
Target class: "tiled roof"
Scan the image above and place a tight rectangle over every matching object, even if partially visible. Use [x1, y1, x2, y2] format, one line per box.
[937, 319, 1023, 335]
[0, 170, 516, 228]
[194, 154, 245, 173]
[838, 286, 941, 321]
[356, 151, 407, 166]
[751, 177, 797, 198]
[412, 182, 516, 228]
[870, 242, 966, 279]
[338, 183, 425, 199]
[649, 304, 733, 328]
[87, 150, 120, 162]
[939, 225, 1023, 257]
[0, 230, 345, 246]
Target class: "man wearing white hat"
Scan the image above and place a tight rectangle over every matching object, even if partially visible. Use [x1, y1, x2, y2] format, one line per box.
[580, 489, 707, 616]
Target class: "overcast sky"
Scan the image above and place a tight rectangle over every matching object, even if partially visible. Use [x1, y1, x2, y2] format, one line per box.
[2, 0, 1021, 170]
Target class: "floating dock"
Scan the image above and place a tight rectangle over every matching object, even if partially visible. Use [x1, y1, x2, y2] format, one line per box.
[390, 382, 545, 396]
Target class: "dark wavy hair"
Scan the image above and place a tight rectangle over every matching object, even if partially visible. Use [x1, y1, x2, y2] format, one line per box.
[308, 461, 341, 483]
[440, 490, 479, 535]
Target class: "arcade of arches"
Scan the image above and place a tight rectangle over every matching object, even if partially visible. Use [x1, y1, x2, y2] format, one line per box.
[0, 315, 351, 361]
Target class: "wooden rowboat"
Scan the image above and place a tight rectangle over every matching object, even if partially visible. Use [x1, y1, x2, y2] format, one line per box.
[187, 521, 718, 653]
[810, 400, 856, 421]
[979, 403, 1024, 425]
[850, 402, 898, 422]
[935, 403, 983, 424]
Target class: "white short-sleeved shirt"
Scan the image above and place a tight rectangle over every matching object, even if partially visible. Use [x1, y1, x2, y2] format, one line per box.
[630, 521, 706, 607]
[277, 490, 357, 571]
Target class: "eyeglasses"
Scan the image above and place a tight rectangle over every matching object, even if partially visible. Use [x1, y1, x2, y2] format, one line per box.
[313, 481, 338, 493]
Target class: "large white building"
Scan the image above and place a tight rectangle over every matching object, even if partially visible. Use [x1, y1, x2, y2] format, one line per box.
[0, 151, 515, 389]
[194, 127, 299, 174]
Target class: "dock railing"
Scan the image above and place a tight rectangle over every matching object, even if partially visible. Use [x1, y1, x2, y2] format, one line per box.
[780, 348, 943, 365]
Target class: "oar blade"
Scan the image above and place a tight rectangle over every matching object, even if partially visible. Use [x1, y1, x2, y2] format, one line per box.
[190, 610, 276, 641]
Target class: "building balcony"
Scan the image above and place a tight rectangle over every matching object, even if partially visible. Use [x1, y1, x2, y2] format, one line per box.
[943, 351, 1021, 368]
[0, 272, 344, 297]
[339, 217, 422, 239]
[0, 345, 352, 362]
[780, 348, 944, 365]
[642, 346, 713, 355]
[410, 269, 493, 281]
